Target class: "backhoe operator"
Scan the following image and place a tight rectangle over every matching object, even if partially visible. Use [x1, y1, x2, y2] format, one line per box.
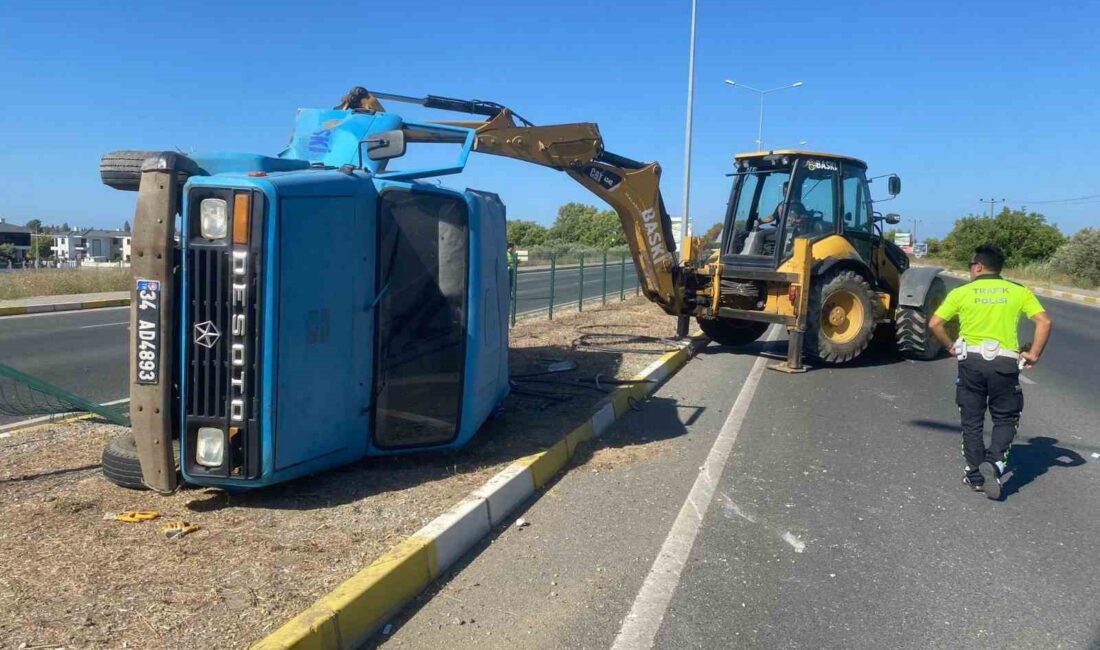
[929, 244, 1052, 500]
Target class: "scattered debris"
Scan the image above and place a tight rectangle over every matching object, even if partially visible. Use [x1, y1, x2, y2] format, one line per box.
[781, 531, 806, 553]
[160, 520, 200, 539]
[1091, 453, 1099, 459]
[515, 517, 530, 528]
[382, 623, 394, 635]
[114, 510, 159, 523]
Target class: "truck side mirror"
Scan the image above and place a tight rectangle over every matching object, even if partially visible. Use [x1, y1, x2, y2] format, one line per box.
[888, 175, 901, 196]
[884, 213, 902, 225]
[364, 130, 406, 161]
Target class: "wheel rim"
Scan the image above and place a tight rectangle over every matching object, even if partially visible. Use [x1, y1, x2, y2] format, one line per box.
[820, 289, 865, 344]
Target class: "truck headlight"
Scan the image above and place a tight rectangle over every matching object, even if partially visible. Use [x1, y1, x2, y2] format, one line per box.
[195, 427, 225, 467]
[200, 198, 228, 240]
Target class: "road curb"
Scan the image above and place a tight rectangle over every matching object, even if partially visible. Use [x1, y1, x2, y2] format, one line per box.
[251, 332, 708, 650]
[939, 271, 1099, 307]
[0, 297, 129, 317]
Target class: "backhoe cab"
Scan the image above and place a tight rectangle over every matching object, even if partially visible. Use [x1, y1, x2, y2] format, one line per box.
[691, 150, 947, 370]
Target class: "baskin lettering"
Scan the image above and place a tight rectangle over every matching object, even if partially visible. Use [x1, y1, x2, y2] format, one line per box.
[230, 250, 248, 422]
[805, 159, 839, 172]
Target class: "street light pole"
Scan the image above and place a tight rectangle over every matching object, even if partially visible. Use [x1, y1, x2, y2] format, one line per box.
[910, 218, 923, 243]
[724, 79, 804, 150]
[676, 0, 698, 339]
[680, 0, 697, 253]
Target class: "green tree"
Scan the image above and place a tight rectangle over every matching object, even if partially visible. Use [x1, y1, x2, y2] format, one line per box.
[1051, 227, 1100, 287]
[702, 222, 723, 243]
[31, 234, 53, 259]
[25, 219, 42, 232]
[0, 243, 17, 264]
[942, 208, 1064, 266]
[548, 202, 625, 248]
[123, 220, 132, 233]
[506, 220, 548, 247]
[924, 237, 942, 256]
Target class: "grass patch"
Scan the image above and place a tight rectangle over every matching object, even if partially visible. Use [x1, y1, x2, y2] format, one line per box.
[0, 268, 130, 300]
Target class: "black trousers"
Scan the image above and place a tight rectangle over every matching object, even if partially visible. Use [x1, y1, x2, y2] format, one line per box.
[956, 356, 1024, 482]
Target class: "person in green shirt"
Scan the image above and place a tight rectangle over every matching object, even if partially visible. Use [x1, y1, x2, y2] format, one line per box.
[929, 244, 1052, 500]
[506, 242, 519, 296]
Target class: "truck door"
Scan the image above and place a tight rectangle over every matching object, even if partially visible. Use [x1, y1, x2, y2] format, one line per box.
[373, 189, 469, 449]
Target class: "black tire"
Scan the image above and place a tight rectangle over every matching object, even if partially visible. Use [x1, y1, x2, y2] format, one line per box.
[805, 269, 877, 364]
[101, 433, 179, 490]
[697, 317, 769, 346]
[896, 276, 951, 360]
[100, 150, 160, 191]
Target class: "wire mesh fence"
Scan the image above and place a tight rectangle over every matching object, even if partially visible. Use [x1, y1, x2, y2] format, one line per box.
[510, 252, 641, 325]
[0, 363, 129, 426]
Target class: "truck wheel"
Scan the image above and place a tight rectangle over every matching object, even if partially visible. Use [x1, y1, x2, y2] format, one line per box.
[101, 433, 179, 490]
[805, 269, 876, 364]
[100, 150, 160, 191]
[896, 276, 950, 360]
[697, 317, 769, 346]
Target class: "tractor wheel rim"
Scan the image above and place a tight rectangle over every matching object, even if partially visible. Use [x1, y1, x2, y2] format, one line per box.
[821, 290, 865, 344]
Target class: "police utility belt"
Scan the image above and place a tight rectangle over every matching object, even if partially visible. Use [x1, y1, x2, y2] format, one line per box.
[954, 338, 1019, 361]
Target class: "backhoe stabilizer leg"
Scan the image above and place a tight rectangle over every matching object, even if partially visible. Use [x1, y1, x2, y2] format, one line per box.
[768, 329, 808, 374]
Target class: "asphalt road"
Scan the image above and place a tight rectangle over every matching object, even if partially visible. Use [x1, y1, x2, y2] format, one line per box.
[0, 267, 638, 427]
[0, 306, 130, 426]
[381, 291, 1100, 649]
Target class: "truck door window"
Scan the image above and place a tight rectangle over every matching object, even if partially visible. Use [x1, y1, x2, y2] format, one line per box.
[374, 191, 468, 449]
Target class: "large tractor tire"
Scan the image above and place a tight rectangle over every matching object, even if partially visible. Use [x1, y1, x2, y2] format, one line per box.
[100, 150, 161, 191]
[101, 432, 179, 490]
[697, 317, 769, 347]
[805, 269, 877, 364]
[895, 276, 951, 360]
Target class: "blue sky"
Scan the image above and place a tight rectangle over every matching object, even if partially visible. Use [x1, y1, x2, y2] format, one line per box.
[1, 0, 1097, 239]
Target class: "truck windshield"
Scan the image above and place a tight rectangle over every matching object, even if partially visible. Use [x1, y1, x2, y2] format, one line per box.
[725, 166, 792, 257]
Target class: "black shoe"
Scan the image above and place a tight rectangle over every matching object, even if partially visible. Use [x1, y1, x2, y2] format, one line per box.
[962, 476, 984, 492]
[979, 462, 1001, 500]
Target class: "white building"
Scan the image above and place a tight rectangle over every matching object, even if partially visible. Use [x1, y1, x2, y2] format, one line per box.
[52, 229, 132, 262]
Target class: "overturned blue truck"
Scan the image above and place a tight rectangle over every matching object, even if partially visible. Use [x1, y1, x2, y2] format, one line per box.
[101, 87, 685, 492]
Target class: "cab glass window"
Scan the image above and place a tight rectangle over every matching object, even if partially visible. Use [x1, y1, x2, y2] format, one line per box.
[782, 161, 837, 258]
[842, 167, 872, 234]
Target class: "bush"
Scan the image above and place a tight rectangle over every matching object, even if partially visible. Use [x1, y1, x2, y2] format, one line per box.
[1051, 228, 1100, 288]
[924, 237, 942, 256]
[942, 209, 1064, 267]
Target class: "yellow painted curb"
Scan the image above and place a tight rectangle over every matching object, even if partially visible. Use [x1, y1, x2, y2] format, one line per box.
[252, 333, 707, 649]
[80, 298, 130, 309]
[0, 306, 28, 316]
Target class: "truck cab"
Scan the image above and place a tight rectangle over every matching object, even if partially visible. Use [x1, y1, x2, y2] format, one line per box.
[112, 108, 511, 490]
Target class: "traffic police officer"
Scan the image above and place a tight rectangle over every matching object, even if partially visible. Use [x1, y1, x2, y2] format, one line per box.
[929, 244, 1053, 500]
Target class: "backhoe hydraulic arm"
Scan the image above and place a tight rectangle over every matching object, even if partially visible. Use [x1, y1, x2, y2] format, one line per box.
[345, 88, 686, 313]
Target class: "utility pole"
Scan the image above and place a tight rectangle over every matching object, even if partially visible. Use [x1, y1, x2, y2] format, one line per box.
[979, 198, 1005, 218]
[910, 218, 923, 244]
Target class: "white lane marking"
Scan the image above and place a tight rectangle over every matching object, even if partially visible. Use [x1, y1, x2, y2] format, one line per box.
[1019, 375, 1036, 385]
[79, 321, 129, 329]
[0, 306, 128, 321]
[611, 329, 776, 650]
[0, 398, 130, 432]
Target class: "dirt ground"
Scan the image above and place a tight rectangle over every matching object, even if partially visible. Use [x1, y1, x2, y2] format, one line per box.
[0, 298, 682, 650]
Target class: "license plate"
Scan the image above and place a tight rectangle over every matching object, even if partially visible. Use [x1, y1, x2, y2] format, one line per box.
[135, 279, 161, 385]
